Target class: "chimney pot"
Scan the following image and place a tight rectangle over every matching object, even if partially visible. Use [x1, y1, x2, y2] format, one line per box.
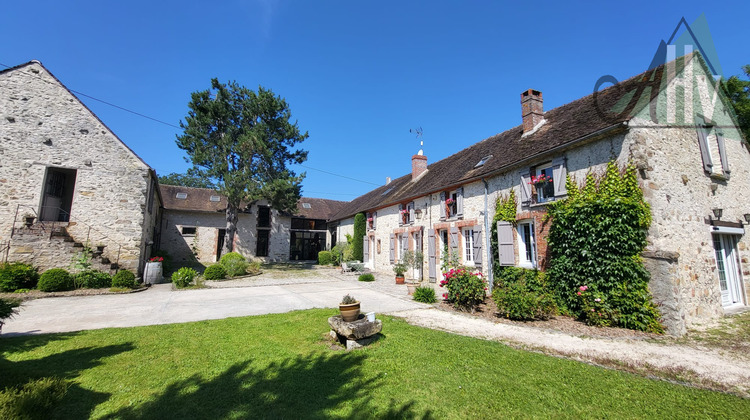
[521, 89, 544, 133]
[386, 177, 391, 185]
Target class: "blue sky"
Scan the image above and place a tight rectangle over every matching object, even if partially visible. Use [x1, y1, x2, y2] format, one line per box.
[2, 1, 747, 201]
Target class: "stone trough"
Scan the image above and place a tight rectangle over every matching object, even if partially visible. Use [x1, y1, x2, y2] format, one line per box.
[328, 315, 382, 350]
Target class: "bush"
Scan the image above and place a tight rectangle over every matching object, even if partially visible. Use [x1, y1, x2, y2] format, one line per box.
[0, 377, 68, 420]
[439, 267, 487, 311]
[492, 268, 557, 321]
[219, 252, 248, 277]
[73, 270, 112, 289]
[413, 286, 437, 303]
[0, 297, 22, 323]
[352, 213, 366, 261]
[203, 264, 227, 280]
[111, 270, 136, 289]
[318, 251, 333, 266]
[37, 269, 74, 292]
[358, 273, 375, 282]
[246, 261, 262, 275]
[0, 262, 39, 292]
[172, 267, 198, 288]
[330, 242, 349, 265]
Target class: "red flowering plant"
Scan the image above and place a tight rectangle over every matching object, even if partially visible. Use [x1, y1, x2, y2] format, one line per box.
[439, 267, 487, 311]
[529, 174, 552, 186]
[575, 285, 613, 327]
[148, 256, 164, 263]
[445, 198, 455, 205]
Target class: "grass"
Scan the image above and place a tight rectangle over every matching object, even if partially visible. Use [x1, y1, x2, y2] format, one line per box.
[1, 309, 749, 419]
[680, 311, 750, 356]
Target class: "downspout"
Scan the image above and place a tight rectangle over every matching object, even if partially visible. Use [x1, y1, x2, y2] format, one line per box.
[482, 178, 493, 292]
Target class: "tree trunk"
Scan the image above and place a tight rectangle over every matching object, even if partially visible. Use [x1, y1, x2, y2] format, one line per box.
[223, 203, 239, 254]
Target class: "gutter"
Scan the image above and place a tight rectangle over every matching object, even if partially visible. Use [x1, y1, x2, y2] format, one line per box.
[482, 178, 493, 292]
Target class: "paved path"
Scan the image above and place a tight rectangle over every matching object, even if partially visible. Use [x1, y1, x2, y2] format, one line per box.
[2, 271, 428, 335]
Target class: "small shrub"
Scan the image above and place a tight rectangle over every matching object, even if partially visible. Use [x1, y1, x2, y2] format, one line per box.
[358, 273, 375, 282]
[439, 267, 487, 311]
[493, 268, 557, 321]
[220, 252, 248, 277]
[413, 287, 437, 303]
[0, 377, 68, 420]
[203, 264, 227, 280]
[0, 297, 22, 323]
[0, 262, 39, 292]
[74, 270, 112, 289]
[172, 267, 198, 288]
[111, 270, 136, 289]
[37, 269, 74, 292]
[318, 251, 333, 266]
[246, 261, 262, 275]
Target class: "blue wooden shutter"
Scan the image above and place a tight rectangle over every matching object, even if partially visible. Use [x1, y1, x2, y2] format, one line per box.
[450, 227, 459, 252]
[472, 226, 482, 268]
[456, 187, 464, 218]
[497, 221, 515, 266]
[409, 201, 415, 224]
[697, 126, 713, 173]
[551, 157, 567, 196]
[373, 211, 377, 229]
[363, 235, 369, 263]
[398, 204, 403, 226]
[717, 134, 730, 175]
[428, 229, 436, 282]
[439, 192, 446, 220]
[389, 234, 395, 264]
[519, 168, 532, 205]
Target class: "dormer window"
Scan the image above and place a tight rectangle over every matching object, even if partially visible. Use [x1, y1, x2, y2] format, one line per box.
[209, 195, 221, 202]
[176, 192, 187, 199]
[302, 203, 311, 209]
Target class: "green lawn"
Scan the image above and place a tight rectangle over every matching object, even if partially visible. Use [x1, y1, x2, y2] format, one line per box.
[1, 309, 749, 419]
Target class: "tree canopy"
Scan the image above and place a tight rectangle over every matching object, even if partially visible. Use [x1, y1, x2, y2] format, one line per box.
[722, 64, 750, 142]
[176, 79, 308, 252]
[158, 170, 214, 189]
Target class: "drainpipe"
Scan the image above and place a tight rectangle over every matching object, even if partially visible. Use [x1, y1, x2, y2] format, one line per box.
[482, 178, 493, 292]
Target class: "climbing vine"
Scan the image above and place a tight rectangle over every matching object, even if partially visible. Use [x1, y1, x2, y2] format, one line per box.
[546, 161, 663, 333]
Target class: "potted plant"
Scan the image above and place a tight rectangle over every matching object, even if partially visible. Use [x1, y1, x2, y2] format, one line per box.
[339, 294, 361, 322]
[23, 213, 35, 228]
[393, 261, 407, 284]
[144, 256, 164, 285]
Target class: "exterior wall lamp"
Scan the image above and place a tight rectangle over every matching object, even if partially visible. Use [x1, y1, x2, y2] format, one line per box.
[712, 208, 723, 220]
[744, 214, 750, 224]
[415, 208, 423, 220]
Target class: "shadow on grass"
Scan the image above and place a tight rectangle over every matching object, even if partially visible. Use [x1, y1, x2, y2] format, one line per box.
[0, 335, 135, 419]
[104, 351, 433, 419]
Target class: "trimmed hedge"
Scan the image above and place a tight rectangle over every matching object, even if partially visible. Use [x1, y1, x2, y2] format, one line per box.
[358, 273, 375, 282]
[111, 270, 137, 289]
[220, 252, 248, 277]
[203, 264, 227, 280]
[172, 267, 198, 288]
[318, 251, 333, 266]
[74, 270, 112, 289]
[0, 262, 39, 292]
[38, 269, 74, 292]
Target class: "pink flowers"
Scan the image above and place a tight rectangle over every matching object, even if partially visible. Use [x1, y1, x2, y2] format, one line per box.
[579, 285, 588, 292]
[445, 198, 455, 205]
[529, 174, 552, 185]
[594, 298, 601, 302]
[577, 291, 582, 296]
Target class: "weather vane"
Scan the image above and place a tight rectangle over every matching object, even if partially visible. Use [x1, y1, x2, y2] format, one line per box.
[410, 126, 424, 155]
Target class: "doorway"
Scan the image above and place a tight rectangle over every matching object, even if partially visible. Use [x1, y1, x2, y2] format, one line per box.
[216, 229, 226, 262]
[713, 233, 745, 308]
[40, 167, 77, 222]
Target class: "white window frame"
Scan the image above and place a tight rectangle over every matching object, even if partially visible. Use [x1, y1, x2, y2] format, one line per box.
[517, 220, 537, 268]
[463, 227, 474, 264]
[447, 190, 458, 218]
[535, 163, 555, 203]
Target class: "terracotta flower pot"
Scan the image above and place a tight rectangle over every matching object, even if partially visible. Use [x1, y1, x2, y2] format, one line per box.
[406, 282, 418, 295]
[395, 275, 405, 285]
[339, 302, 361, 322]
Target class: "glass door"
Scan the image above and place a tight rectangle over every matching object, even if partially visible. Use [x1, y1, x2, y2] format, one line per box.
[713, 234, 745, 307]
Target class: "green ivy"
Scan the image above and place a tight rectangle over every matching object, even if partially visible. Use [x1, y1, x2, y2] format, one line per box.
[491, 190, 517, 278]
[546, 161, 663, 333]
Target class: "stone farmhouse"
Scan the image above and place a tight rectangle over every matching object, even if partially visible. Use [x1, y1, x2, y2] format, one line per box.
[0, 61, 161, 275]
[159, 184, 347, 264]
[329, 52, 749, 334]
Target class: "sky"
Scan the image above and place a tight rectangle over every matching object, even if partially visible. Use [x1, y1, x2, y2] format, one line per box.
[1, 1, 748, 202]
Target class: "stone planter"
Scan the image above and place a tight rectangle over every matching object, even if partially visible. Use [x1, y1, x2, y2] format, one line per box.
[406, 282, 418, 295]
[339, 301, 361, 322]
[395, 275, 405, 285]
[143, 261, 163, 285]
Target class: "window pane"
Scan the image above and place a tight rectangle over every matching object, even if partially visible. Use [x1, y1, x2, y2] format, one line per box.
[258, 207, 271, 228]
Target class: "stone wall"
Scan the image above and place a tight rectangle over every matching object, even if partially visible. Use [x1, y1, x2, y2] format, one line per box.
[0, 62, 156, 274]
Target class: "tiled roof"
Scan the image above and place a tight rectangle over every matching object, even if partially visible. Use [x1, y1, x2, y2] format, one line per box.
[329, 58, 682, 221]
[159, 184, 347, 220]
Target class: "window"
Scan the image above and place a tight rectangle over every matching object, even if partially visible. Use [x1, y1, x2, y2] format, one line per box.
[474, 155, 493, 168]
[258, 206, 271, 228]
[301, 203, 311, 209]
[440, 230, 449, 253]
[446, 191, 458, 217]
[176, 192, 187, 199]
[697, 123, 730, 177]
[181, 226, 196, 236]
[463, 228, 474, 264]
[256, 230, 269, 257]
[517, 221, 536, 268]
[210, 195, 221, 202]
[533, 164, 555, 203]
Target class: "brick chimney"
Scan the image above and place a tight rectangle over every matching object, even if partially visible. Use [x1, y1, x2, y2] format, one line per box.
[521, 89, 544, 133]
[412, 154, 428, 181]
